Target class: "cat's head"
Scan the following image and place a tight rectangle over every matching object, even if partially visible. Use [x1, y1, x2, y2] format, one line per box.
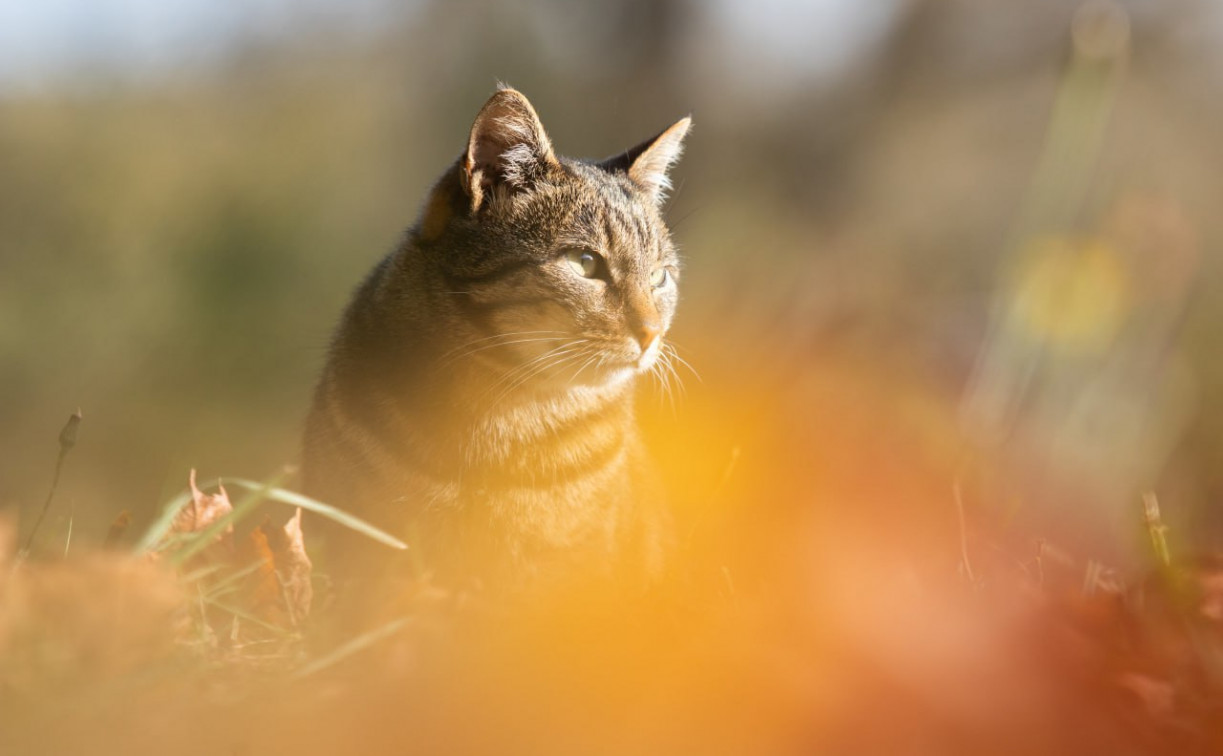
[418, 86, 690, 393]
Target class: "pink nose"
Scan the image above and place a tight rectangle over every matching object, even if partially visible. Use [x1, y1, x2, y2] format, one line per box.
[637, 322, 661, 353]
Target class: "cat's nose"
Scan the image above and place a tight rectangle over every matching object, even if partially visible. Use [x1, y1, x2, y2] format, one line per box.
[636, 322, 662, 353]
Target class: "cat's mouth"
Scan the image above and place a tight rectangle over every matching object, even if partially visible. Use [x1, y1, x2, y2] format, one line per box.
[512, 336, 659, 390]
[558, 352, 652, 388]
[588, 349, 660, 381]
[609, 338, 662, 368]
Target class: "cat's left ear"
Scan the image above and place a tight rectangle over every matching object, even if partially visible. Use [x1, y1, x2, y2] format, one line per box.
[462, 86, 559, 212]
[600, 117, 691, 204]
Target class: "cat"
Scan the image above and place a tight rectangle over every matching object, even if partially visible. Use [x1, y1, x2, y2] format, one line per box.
[302, 86, 690, 588]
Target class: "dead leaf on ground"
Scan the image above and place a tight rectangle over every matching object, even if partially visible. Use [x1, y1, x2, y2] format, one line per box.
[176, 470, 235, 537]
[275, 507, 313, 625]
[160, 469, 236, 565]
[245, 508, 313, 629]
[104, 510, 131, 549]
[247, 522, 287, 628]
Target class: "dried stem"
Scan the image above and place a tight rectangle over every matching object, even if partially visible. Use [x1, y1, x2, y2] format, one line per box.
[22, 409, 82, 555]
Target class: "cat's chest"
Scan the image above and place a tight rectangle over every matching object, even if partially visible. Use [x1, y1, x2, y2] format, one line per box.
[462, 396, 630, 484]
[433, 396, 635, 533]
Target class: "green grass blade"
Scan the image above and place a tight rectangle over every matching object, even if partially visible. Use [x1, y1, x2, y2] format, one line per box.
[137, 472, 408, 555]
[169, 473, 287, 567]
[206, 599, 294, 637]
[135, 487, 196, 553]
[199, 560, 267, 600]
[221, 478, 407, 551]
[292, 617, 410, 679]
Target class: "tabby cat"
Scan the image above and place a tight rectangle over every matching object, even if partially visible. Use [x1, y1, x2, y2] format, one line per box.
[302, 87, 690, 587]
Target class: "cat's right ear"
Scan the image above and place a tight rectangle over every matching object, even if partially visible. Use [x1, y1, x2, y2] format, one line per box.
[461, 87, 559, 212]
[599, 116, 691, 204]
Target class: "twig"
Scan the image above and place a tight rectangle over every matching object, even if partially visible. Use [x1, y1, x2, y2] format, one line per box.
[22, 409, 82, 555]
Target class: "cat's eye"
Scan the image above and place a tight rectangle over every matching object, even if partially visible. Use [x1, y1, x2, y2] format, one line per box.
[565, 249, 603, 279]
[650, 267, 670, 288]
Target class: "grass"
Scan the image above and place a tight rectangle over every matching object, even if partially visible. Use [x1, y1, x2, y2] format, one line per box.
[5, 374, 1223, 756]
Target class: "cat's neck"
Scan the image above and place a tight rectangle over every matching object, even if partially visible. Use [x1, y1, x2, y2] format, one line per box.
[460, 380, 635, 466]
[481, 381, 631, 428]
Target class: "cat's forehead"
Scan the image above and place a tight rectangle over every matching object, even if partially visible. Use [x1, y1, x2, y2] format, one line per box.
[562, 160, 649, 206]
[556, 160, 668, 249]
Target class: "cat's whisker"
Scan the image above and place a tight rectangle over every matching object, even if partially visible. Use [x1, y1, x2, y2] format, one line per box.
[664, 342, 702, 383]
[553, 341, 600, 378]
[437, 330, 570, 366]
[661, 353, 682, 413]
[486, 343, 593, 410]
[659, 345, 687, 403]
[481, 342, 578, 396]
[479, 341, 589, 408]
[439, 336, 571, 368]
[667, 205, 701, 231]
[439, 329, 569, 356]
[649, 359, 677, 417]
[566, 349, 604, 386]
[447, 335, 569, 359]
[647, 361, 662, 390]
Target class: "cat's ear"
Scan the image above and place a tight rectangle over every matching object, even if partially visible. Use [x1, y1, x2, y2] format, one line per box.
[600, 117, 691, 204]
[461, 86, 559, 212]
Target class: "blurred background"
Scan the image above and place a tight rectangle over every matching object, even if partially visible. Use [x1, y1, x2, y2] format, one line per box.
[2, 0, 1222, 566]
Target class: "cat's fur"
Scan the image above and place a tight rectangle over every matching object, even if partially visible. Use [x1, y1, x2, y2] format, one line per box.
[302, 87, 690, 586]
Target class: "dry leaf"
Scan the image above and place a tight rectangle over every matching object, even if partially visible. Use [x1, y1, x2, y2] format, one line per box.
[104, 510, 131, 549]
[174, 469, 235, 537]
[163, 469, 235, 563]
[247, 522, 287, 627]
[274, 507, 313, 626]
[245, 508, 313, 629]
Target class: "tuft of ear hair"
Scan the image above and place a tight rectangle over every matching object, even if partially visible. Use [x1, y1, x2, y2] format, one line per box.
[600, 116, 692, 204]
[461, 86, 559, 212]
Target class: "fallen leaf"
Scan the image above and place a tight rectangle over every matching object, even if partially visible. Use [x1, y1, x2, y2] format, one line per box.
[274, 507, 313, 626]
[175, 470, 234, 537]
[162, 469, 235, 564]
[245, 508, 313, 629]
[104, 510, 131, 549]
[246, 521, 288, 628]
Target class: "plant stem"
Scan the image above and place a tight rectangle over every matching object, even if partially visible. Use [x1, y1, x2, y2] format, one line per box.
[22, 409, 82, 555]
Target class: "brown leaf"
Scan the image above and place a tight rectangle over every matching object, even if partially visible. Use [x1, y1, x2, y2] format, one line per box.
[174, 469, 234, 537]
[246, 520, 288, 628]
[104, 510, 131, 549]
[275, 507, 313, 626]
[245, 508, 313, 629]
[162, 470, 235, 564]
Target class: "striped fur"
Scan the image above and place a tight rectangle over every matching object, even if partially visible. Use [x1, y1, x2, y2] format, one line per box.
[302, 88, 690, 586]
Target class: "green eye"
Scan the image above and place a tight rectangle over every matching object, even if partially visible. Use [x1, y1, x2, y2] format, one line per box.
[565, 249, 602, 279]
[650, 267, 669, 288]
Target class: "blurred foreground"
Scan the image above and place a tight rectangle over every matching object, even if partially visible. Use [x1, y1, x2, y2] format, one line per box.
[3, 342, 1222, 754]
[4, 1, 1223, 753]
